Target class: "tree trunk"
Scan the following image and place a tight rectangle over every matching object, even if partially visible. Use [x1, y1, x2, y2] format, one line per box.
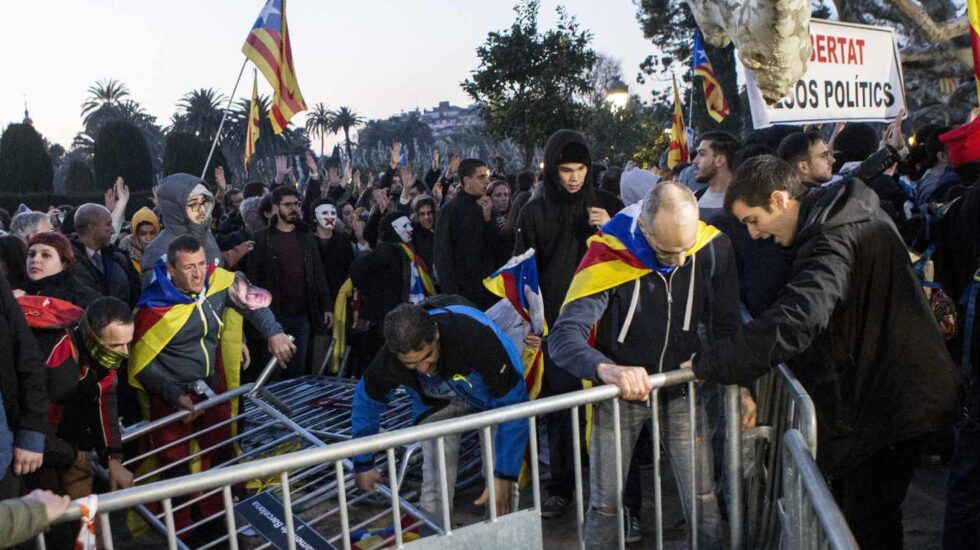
[343, 128, 353, 162]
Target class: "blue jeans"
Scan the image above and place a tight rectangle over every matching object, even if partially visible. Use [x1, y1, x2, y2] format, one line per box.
[584, 391, 722, 549]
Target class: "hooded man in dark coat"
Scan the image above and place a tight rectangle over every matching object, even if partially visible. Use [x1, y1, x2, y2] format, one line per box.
[689, 155, 958, 550]
[141, 173, 223, 289]
[513, 129, 622, 517]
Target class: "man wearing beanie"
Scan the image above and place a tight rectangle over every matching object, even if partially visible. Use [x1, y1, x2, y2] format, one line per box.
[514, 129, 621, 518]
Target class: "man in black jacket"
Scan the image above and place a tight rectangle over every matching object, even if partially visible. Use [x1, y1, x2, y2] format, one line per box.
[0, 272, 47, 499]
[433, 158, 499, 309]
[513, 129, 622, 518]
[689, 155, 958, 550]
[245, 186, 331, 379]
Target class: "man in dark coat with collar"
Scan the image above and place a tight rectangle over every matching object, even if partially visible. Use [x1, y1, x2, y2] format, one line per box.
[690, 155, 958, 550]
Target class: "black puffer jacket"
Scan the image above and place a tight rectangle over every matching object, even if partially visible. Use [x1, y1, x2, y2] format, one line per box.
[514, 130, 623, 325]
[0, 272, 47, 440]
[693, 178, 958, 478]
[22, 269, 101, 310]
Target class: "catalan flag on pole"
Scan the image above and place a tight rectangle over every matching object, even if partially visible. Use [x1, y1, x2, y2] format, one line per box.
[667, 74, 689, 169]
[968, 0, 980, 104]
[244, 71, 260, 171]
[242, 0, 307, 134]
[692, 31, 730, 123]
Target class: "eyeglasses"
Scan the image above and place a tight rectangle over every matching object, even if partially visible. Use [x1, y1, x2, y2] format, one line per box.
[278, 201, 301, 209]
[186, 200, 210, 211]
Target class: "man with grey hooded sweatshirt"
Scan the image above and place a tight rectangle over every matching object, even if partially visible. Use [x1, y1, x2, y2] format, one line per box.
[141, 173, 224, 289]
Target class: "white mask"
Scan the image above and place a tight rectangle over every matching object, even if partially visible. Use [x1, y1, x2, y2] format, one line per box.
[315, 204, 338, 230]
[392, 216, 413, 243]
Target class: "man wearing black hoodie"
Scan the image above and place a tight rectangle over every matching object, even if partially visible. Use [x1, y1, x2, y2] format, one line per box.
[514, 129, 622, 517]
[689, 155, 958, 550]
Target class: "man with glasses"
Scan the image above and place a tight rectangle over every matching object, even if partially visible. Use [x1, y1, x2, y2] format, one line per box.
[245, 186, 331, 379]
[141, 173, 225, 290]
[776, 130, 837, 187]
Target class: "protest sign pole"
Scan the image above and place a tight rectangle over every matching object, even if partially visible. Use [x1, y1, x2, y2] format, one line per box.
[202, 58, 249, 179]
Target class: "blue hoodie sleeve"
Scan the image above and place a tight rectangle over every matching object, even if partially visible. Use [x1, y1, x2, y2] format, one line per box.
[351, 378, 390, 472]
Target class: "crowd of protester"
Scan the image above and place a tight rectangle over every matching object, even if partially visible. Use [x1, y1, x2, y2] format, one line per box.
[0, 110, 977, 549]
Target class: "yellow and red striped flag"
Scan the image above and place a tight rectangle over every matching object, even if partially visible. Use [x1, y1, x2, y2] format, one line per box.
[242, 0, 307, 134]
[244, 72, 260, 171]
[969, 0, 980, 104]
[667, 75, 689, 169]
[692, 32, 730, 123]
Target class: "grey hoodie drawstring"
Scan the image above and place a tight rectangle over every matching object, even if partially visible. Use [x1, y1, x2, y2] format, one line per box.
[683, 252, 696, 332]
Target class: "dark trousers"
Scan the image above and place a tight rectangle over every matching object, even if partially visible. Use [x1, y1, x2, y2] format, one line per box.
[277, 313, 311, 379]
[542, 344, 584, 500]
[944, 416, 980, 549]
[831, 436, 924, 550]
[147, 391, 234, 539]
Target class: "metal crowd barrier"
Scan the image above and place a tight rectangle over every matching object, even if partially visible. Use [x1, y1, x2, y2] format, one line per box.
[45, 353, 852, 550]
[49, 369, 716, 550]
[780, 430, 858, 549]
[57, 355, 483, 550]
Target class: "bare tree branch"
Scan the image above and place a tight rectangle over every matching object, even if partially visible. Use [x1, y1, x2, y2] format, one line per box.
[885, 0, 968, 43]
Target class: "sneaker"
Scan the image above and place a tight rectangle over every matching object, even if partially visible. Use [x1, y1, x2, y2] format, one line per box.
[540, 495, 571, 519]
[624, 509, 642, 543]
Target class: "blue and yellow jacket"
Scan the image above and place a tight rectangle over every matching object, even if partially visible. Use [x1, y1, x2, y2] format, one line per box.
[352, 305, 529, 480]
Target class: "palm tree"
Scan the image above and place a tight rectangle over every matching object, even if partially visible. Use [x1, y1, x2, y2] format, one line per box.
[305, 102, 332, 157]
[328, 106, 364, 163]
[81, 78, 130, 124]
[176, 88, 226, 143]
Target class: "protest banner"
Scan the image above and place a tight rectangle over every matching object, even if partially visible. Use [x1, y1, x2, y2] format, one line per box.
[745, 19, 906, 128]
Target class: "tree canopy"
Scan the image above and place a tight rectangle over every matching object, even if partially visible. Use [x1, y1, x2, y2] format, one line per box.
[0, 123, 54, 194]
[462, 0, 597, 166]
[93, 120, 155, 191]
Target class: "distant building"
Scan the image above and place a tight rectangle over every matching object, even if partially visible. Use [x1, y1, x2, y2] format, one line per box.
[419, 101, 480, 140]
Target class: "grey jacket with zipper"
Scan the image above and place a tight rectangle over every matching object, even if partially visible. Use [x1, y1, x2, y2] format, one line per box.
[549, 233, 741, 380]
[134, 285, 283, 405]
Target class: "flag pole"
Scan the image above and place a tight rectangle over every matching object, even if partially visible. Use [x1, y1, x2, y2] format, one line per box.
[688, 63, 695, 135]
[202, 57, 249, 179]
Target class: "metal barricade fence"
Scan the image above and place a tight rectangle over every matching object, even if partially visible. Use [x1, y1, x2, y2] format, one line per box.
[45, 361, 848, 550]
[780, 429, 858, 550]
[49, 369, 719, 550]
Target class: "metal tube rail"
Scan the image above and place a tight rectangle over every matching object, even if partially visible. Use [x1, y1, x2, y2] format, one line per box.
[55, 369, 697, 523]
[782, 430, 858, 549]
[120, 384, 253, 442]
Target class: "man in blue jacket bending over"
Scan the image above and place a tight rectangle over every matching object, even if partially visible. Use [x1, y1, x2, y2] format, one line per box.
[352, 300, 529, 522]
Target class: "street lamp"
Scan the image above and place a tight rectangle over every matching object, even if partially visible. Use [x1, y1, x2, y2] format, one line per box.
[605, 79, 629, 111]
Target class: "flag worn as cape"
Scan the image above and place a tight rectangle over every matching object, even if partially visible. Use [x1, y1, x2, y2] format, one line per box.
[127, 257, 245, 534]
[330, 278, 355, 374]
[561, 203, 721, 449]
[400, 243, 436, 298]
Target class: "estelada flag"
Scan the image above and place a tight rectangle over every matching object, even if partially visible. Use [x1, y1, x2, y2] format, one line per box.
[561, 203, 721, 449]
[693, 31, 730, 123]
[968, 0, 980, 105]
[483, 249, 547, 487]
[483, 249, 547, 400]
[668, 74, 689, 169]
[244, 71, 261, 171]
[242, 0, 307, 134]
